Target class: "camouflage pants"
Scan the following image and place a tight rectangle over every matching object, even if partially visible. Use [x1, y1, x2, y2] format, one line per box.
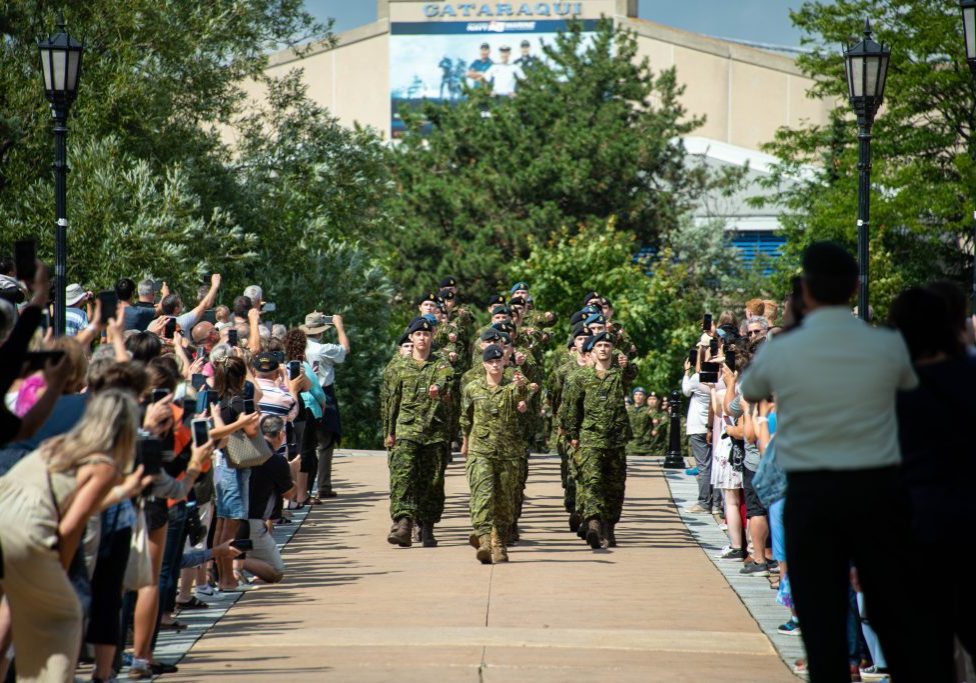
[389, 440, 447, 523]
[466, 454, 521, 536]
[574, 446, 627, 523]
[558, 436, 577, 513]
[515, 451, 529, 520]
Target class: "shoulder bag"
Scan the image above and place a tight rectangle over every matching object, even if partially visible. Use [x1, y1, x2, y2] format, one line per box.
[224, 430, 272, 469]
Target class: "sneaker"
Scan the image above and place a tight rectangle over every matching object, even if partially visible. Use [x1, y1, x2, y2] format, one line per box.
[684, 503, 709, 514]
[684, 467, 700, 476]
[715, 546, 746, 560]
[195, 585, 216, 598]
[718, 522, 728, 531]
[777, 618, 801, 636]
[739, 561, 769, 576]
[768, 561, 780, 573]
[859, 665, 890, 681]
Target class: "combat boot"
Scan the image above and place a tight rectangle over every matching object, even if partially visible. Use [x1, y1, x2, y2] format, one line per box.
[476, 534, 492, 564]
[606, 522, 617, 548]
[469, 531, 480, 549]
[420, 522, 438, 548]
[386, 517, 413, 547]
[585, 518, 606, 550]
[507, 522, 519, 547]
[491, 528, 509, 563]
[413, 520, 423, 543]
[568, 511, 581, 533]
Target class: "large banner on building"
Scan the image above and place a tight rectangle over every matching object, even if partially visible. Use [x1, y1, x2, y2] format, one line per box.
[390, 16, 599, 136]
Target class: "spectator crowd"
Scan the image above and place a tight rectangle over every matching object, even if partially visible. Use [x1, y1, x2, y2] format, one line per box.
[0, 255, 349, 682]
[678, 242, 976, 683]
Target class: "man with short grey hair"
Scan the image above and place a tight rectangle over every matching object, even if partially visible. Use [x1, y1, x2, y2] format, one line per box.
[124, 279, 159, 331]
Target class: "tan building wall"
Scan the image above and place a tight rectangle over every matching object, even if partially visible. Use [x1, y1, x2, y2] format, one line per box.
[247, 0, 832, 152]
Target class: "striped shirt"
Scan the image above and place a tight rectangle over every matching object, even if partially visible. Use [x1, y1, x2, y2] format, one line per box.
[255, 377, 298, 423]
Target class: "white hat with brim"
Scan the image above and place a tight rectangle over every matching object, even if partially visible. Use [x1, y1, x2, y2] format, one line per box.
[301, 311, 329, 335]
[65, 283, 88, 307]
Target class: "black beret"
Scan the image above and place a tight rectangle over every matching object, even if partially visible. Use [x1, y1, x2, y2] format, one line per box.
[485, 294, 505, 307]
[600, 296, 612, 308]
[508, 296, 526, 307]
[414, 291, 439, 306]
[582, 331, 611, 352]
[439, 276, 458, 288]
[491, 305, 511, 317]
[482, 344, 505, 362]
[572, 323, 590, 339]
[582, 291, 601, 307]
[397, 332, 411, 346]
[497, 331, 512, 346]
[437, 288, 456, 301]
[407, 317, 434, 334]
[480, 328, 503, 342]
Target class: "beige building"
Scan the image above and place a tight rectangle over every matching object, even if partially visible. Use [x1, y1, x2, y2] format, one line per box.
[253, 0, 832, 152]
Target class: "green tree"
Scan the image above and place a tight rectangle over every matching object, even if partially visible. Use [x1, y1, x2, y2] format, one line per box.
[385, 19, 735, 297]
[762, 0, 976, 317]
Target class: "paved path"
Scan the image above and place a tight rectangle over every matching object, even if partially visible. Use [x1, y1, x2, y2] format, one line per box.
[168, 453, 796, 682]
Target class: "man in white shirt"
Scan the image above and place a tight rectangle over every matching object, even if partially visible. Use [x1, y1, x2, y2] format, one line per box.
[740, 242, 940, 683]
[682, 349, 715, 514]
[302, 311, 351, 499]
[484, 45, 523, 97]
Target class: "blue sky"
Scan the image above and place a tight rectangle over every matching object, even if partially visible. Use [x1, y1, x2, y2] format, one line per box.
[304, 1, 809, 47]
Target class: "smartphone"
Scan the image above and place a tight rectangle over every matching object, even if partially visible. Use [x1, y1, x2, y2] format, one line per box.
[700, 361, 720, 384]
[709, 337, 719, 355]
[191, 373, 208, 391]
[322, 315, 334, 325]
[702, 313, 713, 332]
[151, 388, 169, 404]
[135, 438, 163, 475]
[243, 380, 254, 400]
[227, 328, 238, 346]
[164, 317, 177, 338]
[287, 360, 301, 380]
[262, 302, 277, 313]
[725, 349, 737, 373]
[230, 538, 253, 552]
[243, 398, 255, 415]
[97, 290, 118, 325]
[14, 239, 37, 283]
[201, 308, 217, 324]
[191, 418, 210, 448]
[270, 350, 285, 364]
[23, 350, 66, 372]
[688, 348, 698, 366]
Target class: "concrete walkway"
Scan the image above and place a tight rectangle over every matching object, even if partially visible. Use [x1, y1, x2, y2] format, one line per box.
[168, 453, 796, 682]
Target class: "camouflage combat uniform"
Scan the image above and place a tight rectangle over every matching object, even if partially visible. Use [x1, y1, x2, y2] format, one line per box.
[558, 364, 634, 525]
[626, 404, 657, 456]
[386, 355, 454, 524]
[461, 375, 532, 538]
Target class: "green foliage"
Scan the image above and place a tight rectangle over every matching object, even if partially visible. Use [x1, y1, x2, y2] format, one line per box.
[762, 0, 976, 317]
[385, 19, 723, 297]
[514, 219, 747, 395]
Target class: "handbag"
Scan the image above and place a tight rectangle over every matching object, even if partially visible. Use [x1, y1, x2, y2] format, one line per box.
[224, 430, 272, 469]
[729, 437, 746, 473]
[123, 499, 153, 591]
[184, 504, 206, 546]
[753, 436, 787, 506]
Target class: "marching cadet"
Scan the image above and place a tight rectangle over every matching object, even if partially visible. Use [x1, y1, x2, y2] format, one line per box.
[461, 344, 536, 563]
[558, 332, 635, 550]
[626, 387, 657, 457]
[385, 317, 455, 548]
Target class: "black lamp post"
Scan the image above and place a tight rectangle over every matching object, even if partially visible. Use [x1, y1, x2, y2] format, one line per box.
[843, 20, 890, 323]
[961, 1, 976, 311]
[37, 14, 83, 337]
[662, 389, 685, 469]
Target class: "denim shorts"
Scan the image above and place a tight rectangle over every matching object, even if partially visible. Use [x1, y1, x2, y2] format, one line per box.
[215, 465, 250, 520]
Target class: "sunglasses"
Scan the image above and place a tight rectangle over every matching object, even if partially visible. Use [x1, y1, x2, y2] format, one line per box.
[747, 329, 763, 336]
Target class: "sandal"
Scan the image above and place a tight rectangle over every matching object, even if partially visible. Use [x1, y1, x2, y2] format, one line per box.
[307, 496, 323, 505]
[175, 596, 210, 610]
[158, 619, 188, 632]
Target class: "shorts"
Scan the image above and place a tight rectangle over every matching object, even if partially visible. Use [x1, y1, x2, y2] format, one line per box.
[144, 498, 170, 531]
[215, 465, 250, 520]
[769, 498, 786, 562]
[247, 519, 285, 579]
[741, 467, 768, 519]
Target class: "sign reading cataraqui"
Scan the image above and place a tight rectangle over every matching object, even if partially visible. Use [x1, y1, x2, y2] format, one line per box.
[390, 1, 603, 136]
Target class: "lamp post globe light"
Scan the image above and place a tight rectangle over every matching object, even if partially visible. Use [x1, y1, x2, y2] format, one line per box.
[37, 14, 83, 337]
[961, 0, 976, 311]
[843, 19, 890, 322]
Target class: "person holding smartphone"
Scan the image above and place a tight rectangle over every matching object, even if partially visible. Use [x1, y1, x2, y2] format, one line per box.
[682, 327, 717, 516]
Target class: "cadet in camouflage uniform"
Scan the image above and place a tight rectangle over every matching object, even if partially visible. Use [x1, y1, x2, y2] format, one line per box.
[461, 344, 536, 563]
[558, 331, 636, 549]
[548, 324, 591, 528]
[626, 387, 657, 456]
[646, 392, 668, 456]
[385, 317, 455, 548]
[379, 333, 414, 448]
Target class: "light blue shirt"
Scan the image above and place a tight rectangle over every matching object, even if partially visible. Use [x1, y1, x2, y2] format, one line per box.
[740, 306, 917, 472]
[65, 306, 88, 337]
